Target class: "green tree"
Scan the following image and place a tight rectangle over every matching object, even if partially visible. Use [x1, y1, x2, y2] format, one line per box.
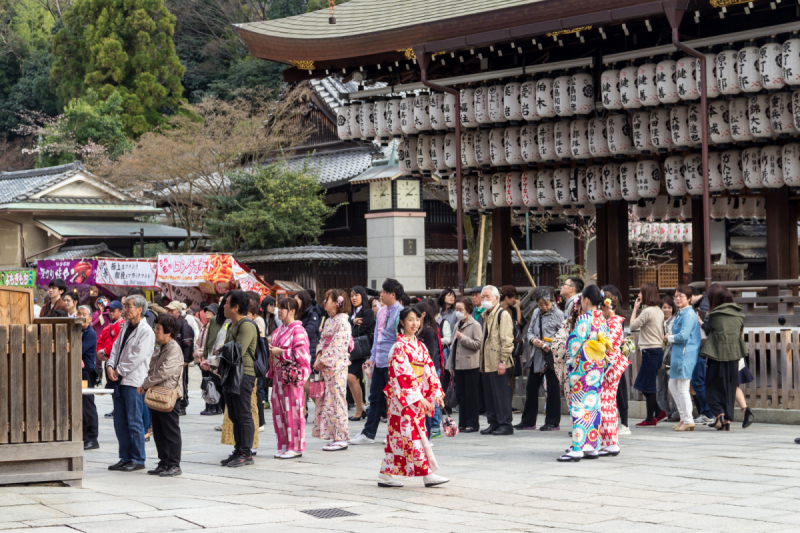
[51, 0, 186, 136]
[207, 161, 338, 251]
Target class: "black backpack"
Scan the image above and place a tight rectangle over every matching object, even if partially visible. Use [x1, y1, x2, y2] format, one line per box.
[241, 319, 270, 377]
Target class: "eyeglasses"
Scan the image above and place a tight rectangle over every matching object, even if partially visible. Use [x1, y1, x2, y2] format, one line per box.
[123, 304, 136, 309]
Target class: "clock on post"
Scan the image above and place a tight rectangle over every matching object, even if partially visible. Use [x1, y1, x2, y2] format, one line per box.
[368, 177, 422, 212]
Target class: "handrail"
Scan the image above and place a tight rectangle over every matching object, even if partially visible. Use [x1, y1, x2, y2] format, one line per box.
[689, 280, 800, 289]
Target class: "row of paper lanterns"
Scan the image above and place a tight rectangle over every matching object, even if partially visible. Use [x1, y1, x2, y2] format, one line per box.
[630, 195, 767, 221]
[631, 222, 693, 244]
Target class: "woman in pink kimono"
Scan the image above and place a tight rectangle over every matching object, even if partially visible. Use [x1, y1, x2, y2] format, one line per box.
[378, 306, 448, 488]
[312, 289, 354, 451]
[599, 293, 630, 457]
[268, 297, 310, 459]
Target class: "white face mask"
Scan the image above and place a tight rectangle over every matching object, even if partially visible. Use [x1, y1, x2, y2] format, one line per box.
[481, 300, 494, 310]
[454, 311, 465, 320]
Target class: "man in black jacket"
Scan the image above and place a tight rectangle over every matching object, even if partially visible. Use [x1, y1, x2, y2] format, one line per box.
[167, 301, 194, 415]
[78, 305, 100, 450]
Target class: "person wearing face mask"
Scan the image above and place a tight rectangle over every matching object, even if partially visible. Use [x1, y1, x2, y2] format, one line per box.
[445, 297, 483, 432]
[478, 285, 515, 436]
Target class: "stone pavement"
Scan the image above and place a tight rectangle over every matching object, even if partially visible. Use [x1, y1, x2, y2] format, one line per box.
[4, 372, 800, 533]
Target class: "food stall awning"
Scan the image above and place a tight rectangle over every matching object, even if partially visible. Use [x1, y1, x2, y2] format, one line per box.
[34, 219, 197, 240]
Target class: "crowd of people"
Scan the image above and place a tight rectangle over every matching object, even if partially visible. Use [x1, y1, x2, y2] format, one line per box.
[40, 273, 757, 484]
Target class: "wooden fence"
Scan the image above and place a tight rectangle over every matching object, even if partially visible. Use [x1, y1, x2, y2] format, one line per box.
[0, 319, 84, 486]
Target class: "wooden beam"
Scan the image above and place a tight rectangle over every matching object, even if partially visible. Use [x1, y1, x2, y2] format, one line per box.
[491, 208, 512, 286]
[606, 203, 631, 304]
[790, 200, 799, 298]
[691, 197, 705, 283]
[766, 190, 790, 304]
[595, 204, 609, 288]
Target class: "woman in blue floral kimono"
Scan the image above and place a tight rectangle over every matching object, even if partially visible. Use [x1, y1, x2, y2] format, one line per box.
[559, 285, 611, 462]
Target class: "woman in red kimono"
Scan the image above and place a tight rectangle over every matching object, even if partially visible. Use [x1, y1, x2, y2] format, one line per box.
[379, 306, 448, 488]
[599, 293, 630, 456]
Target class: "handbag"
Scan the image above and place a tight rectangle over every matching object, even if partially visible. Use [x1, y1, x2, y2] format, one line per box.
[444, 375, 458, 410]
[145, 369, 182, 413]
[308, 373, 325, 399]
[350, 335, 372, 361]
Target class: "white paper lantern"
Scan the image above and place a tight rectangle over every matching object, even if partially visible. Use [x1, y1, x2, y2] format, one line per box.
[571, 72, 594, 115]
[636, 159, 661, 199]
[504, 126, 523, 165]
[651, 195, 670, 220]
[753, 197, 767, 220]
[636, 63, 658, 107]
[761, 145, 784, 188]
[417, 134, 434, 172]
[504, 82, 522, 121]
[444, 92, 457, 129]
[684, 153, 704, 196]
[572, 167, 589, 207]
[687, 103, 702, 147]
[631, 111, 652, 152]
[739, 196, 756, 220]
[620, 161, 641, 203]
[737, 45, 762, 93]
[656, 60, 679, 104]
[387, 99, 403, 136]
[359, 101, 376, 139]
[707, 152, 725, 194]
[708, 101, 732, 145]
[784, 38, 800, 86]
[710, 197, 728, 219]
[553, 121, 571, 159]
[336, 104, 351, 140]
[536, 78, 556, 118]
[553, 75, 574, 117]
[716, 50, 740, 96]
[478, 172, 495, 209]
[506, 171, 524, 207]
[677, 56, 699, 100]
[538, 122, 556, 161]
[460, 88, 479, 128]
[633, 201, 654, 221]
[742, 147, 763, 190]
[489, 127, 507, 166]
[414, 95, 431, 132]
[729, 98, 754, 142]
[430, 134, 448, 171]
[491, 171, 508, 207]
[488, 83, 507, 123]
[649, 108, 673, 150]
[620, 64, 641, 109]
[601, 163, 622, 201]
[570, 119, 590, 160]
[698, 53, 720, 99]
[588, 117, 609, 158]
[442, 132, 457, 170]
[428, 93, 445, 131]
[760, 42, 786, 91]
[721, 150, 744, 192]
[398, 135, 411, 175]
[607, 113, 633, 155]
[684, 223, 694, 243]
[522, 170, 540, 208]
[679, 196, 692, 221]
[461, 131, 477, 168]
[586, 165, 605, 205]
[348, 102, 362, 139]
[446, 174, 458, 209]
[601, 69, 622, 110]
[726, 197, 742, 220]
[536, 169, 557, 207]
[664, 155, 687, 196]
[749, 94, 772, 139]
[474, 129, 491, 167]
[401, 136, 420, 174]
[782, 143, 800, 188]
[770, 92, 795, 136]
[400, 97, 418, 135]
[520, 78, 539, 121]
[666, 199, 682, 221]
[554, 168, 571, 206]
[521, 124, 542, 163]
[671, 106, 691, 146]
[474, 85, 490, 124]
[463, 174, 481, 211]
[374, 99, 390, 139]
[794, 90, 800, 130]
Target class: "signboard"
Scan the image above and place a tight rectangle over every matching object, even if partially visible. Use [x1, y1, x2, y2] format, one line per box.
[403, 239, 417, 255]
[95, 260, 158, 288]
[0, 270, 36, 287]
[36, 260, 96, 287]
[159, 283, 206, 312]
[157, 254, 233, 286]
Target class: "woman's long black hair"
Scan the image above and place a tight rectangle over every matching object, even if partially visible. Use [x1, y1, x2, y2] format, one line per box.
[397, 306, 421, 334]
[351, 286, 369, 311]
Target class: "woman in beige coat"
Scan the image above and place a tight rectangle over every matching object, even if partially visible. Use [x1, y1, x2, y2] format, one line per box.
[446, 297, 483, 432]
[139, 315, 184, 477]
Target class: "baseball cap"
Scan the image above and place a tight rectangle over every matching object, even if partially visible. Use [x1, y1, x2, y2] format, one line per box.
[166, 301, 184, 311]
[108, 300, 123, 310]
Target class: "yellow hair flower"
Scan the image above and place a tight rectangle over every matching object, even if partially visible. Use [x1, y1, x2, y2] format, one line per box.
[604, 298, 612, 307]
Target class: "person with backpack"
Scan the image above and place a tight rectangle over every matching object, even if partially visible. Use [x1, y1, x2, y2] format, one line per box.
[478, 285, 515, 436]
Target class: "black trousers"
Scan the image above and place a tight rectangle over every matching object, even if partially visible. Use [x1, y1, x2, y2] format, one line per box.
[520, 366, 561, 427]
[151, 402, 182, 468]
[454, 368, 480, 430]
[617, 372, 629, 427]
[256, 377, 266, 427]
[482, 371, 513, 430]
[180, 364, 190, 409]
[82, 379, 98, 442]
[706, 359, 739, 421]
[228, 374, 256, 455]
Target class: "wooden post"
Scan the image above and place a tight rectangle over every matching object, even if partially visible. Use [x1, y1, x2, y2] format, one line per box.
[491, 208, 513, 286]
[595, 205, 608, 287]
[790, 200, 799, 298]
[476, 215, 485, 286]
[766, 190, 790, 307]
[510, 239, 536, 287]
[691, 197, 706, 283]
[606, 203, 631, 304]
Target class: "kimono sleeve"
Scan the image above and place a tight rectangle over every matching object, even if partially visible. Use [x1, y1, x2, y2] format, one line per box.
[388, 344, 424, 409]
[317, 317, 352, 369]
[423, 353, 444, 401]
[566, 313, 592, 362]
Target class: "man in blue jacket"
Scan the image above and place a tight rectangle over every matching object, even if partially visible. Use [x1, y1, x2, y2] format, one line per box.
[78, 305, 100, 450]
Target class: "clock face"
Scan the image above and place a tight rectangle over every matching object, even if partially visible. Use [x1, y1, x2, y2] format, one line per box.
[370, 181, 392, 211]
[396, 179, 421, 210]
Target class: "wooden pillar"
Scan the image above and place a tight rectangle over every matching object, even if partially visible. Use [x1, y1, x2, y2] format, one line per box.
[691, 197, 706, 284]
[491, 207, 513, 287]
[790, 200, 799, 297]
[677, 244, 690, 286]
[595, 205, 609, 286]
[606, 202, 630, 304]
[766, 190, 791, 302]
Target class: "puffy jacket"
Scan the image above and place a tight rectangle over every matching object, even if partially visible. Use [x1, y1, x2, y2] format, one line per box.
[301, 306, 322, 362]
[700, 302, 747, 362]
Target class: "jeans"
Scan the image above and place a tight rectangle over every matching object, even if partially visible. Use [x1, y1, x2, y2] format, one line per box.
[142, 403, 150, 432]
[112, 385, 145, 464]
[228, 375, 256, 455]
[669, 378, 693, 424]
[426, 406, 442, 435]
[362, 366, 389, 440]
[692, 358, 713, 418]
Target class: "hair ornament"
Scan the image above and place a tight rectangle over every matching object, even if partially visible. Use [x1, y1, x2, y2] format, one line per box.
[604, 298, 612, 307]
[337, 295, 344, 307]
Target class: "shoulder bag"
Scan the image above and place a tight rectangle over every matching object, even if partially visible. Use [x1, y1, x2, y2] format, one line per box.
[145, 367, 182, 413]
[277, 326, 304, 386]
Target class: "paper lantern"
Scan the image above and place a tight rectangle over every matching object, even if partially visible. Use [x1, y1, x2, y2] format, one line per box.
[601, 70, 622, 110]
[444, 92, 457, 129]
[572, 167, 589, 207]
[348, 102, 362, 139]
[554, 168, 571, 206]
[504, 81, 522, 121]
[664, 155, 687, 196]
[710, 197, 728, 219]
[784, 38, 800, 86]
[697, 53, 720, 99]
[716, 50, 740, 96]
[401, 136, 420, 175]
[587, 117, 608, 159]
[620, 64, 641, 109]
[474, 128, 491, 167]
[417, 134, 434, 172]
[359, 101, 376, 139]
[337, 104, 351, 140]
[707, 152, 725, 194]
[636, 159, 661, 199]
[538, 122, 556, 161]
[536, 169, 557, 207]
[637, 63, 659, 107]
[684, 224, 694, 243]
[571, 72, 594, 115]
[428, 93, 445, 131]
[474, 85, 490, 124]
[666, 199, 682, 221]
[553, 121, 571, 159]
[579, 204, 595, 219]
[400, 97, 418, 135]
[460, 88, 479, 128]
[488, 83, 507, 123]
[683, 153, 704, 196]
[671, 106, 691, 147]
[570, 119, 590, 160]
[463, 174, 481, 211]
[742, 147, 763, 190]
[729, 98, 754, 142]
[620, 161, 641, 203]
[782, 143, 800, 188]
[489, 127, 507, 166]
[794, 91, 800, 130]
[726, 197, 742, 220]
[444, 132, 458, 169]
[633, 201, 654, 221]
[522, 170, 540, 208]
[649, 108, 673, 150]
[749, 94, 772, 139]
[477, 171, 495, 209]
[586, 165, 605, 205]
[607, 113, 633, 155]
[491, 171, 508, 207]
[708, 100, 732, 145]
[601, 163, 622, 201]
[504, 126, 523, 165]
[687, 103, 702, 147]
[770, 92, 795, 136]
[506, 171, 524, 207]
[461, 131, 477, 168]
[414, 95, 432, 132]
[446, 174, 458, 209]
[737, 45, 762, 93]
[536, 78, 556, 118]
[651, 195, 670, 221]
[761, 145, 784, 188]
[374, 99, 390, 139]
[656, 60, 679, 104]
[387, 99, 403, 136]
[631, 111, 652, 152]
[521, 124, 542, 163]
[553, 75, 574, 117]
[398, 136, 411, 175]
[520, 78, 539, 121]
[430, 134, 447, 171]
[738, 196, 756, 220]
[753, 197, 767, 220]
[760, 42, 785, 90]
[677, 56, 699, 100]
[721, 150, 744, 193]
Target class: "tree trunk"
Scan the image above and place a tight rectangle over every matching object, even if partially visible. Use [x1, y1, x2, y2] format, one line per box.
[465, 214, 492, 288]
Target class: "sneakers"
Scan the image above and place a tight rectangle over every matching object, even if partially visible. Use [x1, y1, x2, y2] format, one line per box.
[636, 419, 658, 428]
[220, 452, 240, 466]
[423, 473, 450, 487]
[430, 431, 442, 439]
[655, 410, 667, 422]
[539, 424, 560, 431]
[259, 425, 265, 432]
[214, 425, 222, 431]
[122, 462, 145, 472]
[160, 466, 182, 477]
[349, 433, 375, 445]
[694, 415, 714, 425]
[618, 424, 631, 436]
[83, 440, 99, 450]
[227, 454, 254, 467]
[378, 473, 403, 487]
[513, 423, 537, 430]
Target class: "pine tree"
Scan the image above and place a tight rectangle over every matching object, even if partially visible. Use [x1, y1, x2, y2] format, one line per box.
[51, 0, 186, 136]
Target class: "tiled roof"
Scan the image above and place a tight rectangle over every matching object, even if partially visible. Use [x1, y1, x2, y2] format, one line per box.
[728, 246, 767, 260]
[729, 224, 767, 238]
[34, 219, 197, 239]
[285, 145, 389, 188]
[22, 197, 146, 205]
[28, 243, 124, 265]
[309, 77, 387, 114]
